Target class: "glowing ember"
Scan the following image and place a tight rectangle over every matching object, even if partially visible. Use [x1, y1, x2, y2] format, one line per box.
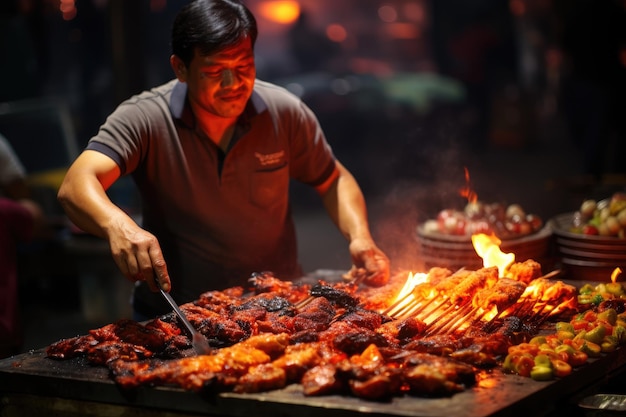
[471, 233, 515, 276]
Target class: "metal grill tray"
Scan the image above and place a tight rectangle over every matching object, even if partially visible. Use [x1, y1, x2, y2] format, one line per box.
[1, 345, 625, 417]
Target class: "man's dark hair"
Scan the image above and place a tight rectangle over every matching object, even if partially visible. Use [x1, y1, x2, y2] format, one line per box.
[171, 0, 258, 67]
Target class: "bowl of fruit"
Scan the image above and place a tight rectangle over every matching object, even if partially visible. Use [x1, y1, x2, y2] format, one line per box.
[548, 191, 626, 280]
[416, 201, 552, 271]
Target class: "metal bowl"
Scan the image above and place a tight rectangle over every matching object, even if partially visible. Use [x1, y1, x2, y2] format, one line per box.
[579, 394, 626, 416]
[415, 224, 553, 271]
[548, 213, 626, 281]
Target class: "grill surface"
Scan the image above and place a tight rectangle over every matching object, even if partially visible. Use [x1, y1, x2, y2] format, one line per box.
[1, 345, 625, 417]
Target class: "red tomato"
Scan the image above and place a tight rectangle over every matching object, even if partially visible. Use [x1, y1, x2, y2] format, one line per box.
[582, 225, 599, 235]
[594, 320, 613, 336]
[572, 320, 590, 331]
[582, 310, 598, 322]
[551, 359, 573, 378]
[569, 350, 589, 367]
[513, 355, 535, 377]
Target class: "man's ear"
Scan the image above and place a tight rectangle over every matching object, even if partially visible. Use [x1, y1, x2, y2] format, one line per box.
[170, 55, 187, 81]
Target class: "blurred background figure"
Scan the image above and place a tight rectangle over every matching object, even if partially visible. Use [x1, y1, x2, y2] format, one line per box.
[0, 132, 45, 358]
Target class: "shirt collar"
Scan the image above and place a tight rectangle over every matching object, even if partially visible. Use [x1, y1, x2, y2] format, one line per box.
[170, 80, 267, 129]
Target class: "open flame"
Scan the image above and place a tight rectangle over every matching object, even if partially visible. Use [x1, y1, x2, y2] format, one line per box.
[471, 233, 515, 276]
[459, 167, 478, 204]
[395, 271, 428, 302]
[392, 233, 515, 307]
[611, 267, 622, 283]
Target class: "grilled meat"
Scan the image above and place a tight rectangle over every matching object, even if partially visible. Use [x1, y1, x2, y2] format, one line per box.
[109, 333, 290, 391]
[334, 306, 390, 331]
[308, 282, 359, 308]
[433, 269, 474, 294]
[248, 271, 311, 304]
[403, 334, 463, 356]
[377, 316, 427, 344]
[506, 259, 543, 284]
[301, 363, 346, 396]
[45, 263, 575, 401]
[472, 277, 527, 312]
[449, 267, 499, 305]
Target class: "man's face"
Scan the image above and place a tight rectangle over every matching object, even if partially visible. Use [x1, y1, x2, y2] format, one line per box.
[181, 37, 256, 119]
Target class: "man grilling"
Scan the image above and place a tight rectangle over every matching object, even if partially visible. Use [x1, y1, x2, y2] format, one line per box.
[57, 0, 390, 320]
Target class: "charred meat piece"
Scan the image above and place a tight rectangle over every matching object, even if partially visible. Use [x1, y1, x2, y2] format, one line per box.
[109, 333, 290, 391]
[343, 265, 389, 287]
[89, 319, 171, 352]
[238, 332, 291, 359]
[348, 367, 404, 401]
[301, 364, 346, 396]
[472, 277, 526, 312]
[479, 315, 537, 344]
[332, 327, 390, 356]
[309, 283, 359, 308]
[403, 334, 463, 356]
[46, 335, 99, 359]
[234, 293, 296, 315]
[506, 259, 543, 284]
[399, 352, 476, 396]
[47, 320, 185, 362]
[377, 316, 426, 345]
[270, 342, 323, 382]
[256, 312, 295, 335]
[409, 267, 456, 300]
[86, 340, 153, 366]
[110, 354, 226, 392]
[234, 363, 287, 393]
[449, 344, 498, 368]
[598, 298, 626, 314]
[448, 335, 508, 368]
[333, 306, 389, 331]
[293, 297, 336, 332]
[540, 280, 577, 304]
[342, 344, 404, 401]
[303, 344, 404, 400]
[403, 364, 468, 396]
[195, 288, 244, 314]
[175, 304, 249, 347]
[433, 269, 474, 295]
[289, 329, 320, 344]
[248, 271, 311, 303]
[449, 267, 499, 306]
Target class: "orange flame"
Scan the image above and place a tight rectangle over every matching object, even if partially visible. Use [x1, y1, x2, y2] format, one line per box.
[481, 305, 499, 321]
[393, 271, 428, 304]
[459, 167, 478, 204]
[611, 267, 622, 283]
[471, 233, 515, 277]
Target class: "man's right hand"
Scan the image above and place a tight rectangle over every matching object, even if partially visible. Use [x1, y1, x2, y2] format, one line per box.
[108, 220, 171, 292]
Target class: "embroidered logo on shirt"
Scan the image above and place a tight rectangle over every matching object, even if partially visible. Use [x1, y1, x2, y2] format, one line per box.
[254, 150, 285, 166]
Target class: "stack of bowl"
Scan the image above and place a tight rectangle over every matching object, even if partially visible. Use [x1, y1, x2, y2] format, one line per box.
[415, 224, 554, 272]
[548, 212, 626, 281]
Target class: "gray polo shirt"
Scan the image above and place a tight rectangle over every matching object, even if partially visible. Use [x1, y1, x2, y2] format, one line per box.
[87, 79, 337, 313]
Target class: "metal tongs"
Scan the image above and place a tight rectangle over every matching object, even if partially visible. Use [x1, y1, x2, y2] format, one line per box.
[156, 280, 211, 355]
